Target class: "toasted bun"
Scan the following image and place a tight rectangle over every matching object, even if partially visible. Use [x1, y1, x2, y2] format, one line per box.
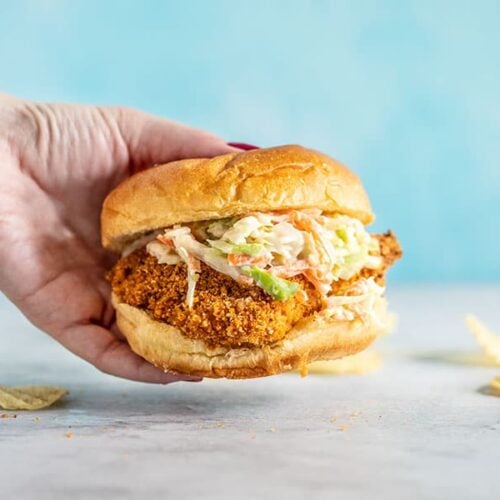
[102, 145, 374, 253]
[112, 293, 387, 379]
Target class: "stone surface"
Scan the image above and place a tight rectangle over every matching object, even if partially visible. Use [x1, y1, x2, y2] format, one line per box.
[1, 286, 499, 499]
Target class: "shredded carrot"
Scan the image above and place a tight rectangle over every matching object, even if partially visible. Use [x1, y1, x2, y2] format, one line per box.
[157, 236, 175, 249]
[270, 260, 310, 278]
[227, 254, 270, 267]
[188, 255, 201, 273]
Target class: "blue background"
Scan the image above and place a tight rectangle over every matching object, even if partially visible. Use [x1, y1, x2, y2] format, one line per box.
[1, 0, 499, 283]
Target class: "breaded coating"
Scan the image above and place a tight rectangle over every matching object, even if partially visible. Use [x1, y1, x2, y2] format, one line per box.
[107, 232, 401, 348]
[376, 231, 403, 277]
[108, 252, 322, 347]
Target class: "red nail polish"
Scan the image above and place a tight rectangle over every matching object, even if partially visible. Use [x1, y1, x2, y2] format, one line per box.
[227, 142, 260, 150]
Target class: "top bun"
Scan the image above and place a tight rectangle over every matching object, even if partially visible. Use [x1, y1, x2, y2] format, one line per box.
[101, 145, 374, 253]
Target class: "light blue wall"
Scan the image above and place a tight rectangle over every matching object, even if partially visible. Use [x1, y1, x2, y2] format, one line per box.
[1, 0, 499, 282]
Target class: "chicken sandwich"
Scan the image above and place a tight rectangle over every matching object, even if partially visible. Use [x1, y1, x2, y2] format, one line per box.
[102, 145, 401, 378]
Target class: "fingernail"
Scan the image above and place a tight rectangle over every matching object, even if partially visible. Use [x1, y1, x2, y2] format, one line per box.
[227, 142, 260, 150]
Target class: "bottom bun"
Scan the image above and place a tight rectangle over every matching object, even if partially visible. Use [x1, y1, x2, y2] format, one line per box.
[112, 293, 388, 379]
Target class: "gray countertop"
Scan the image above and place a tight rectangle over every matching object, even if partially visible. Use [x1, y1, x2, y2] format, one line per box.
[1, 286, 499, 500]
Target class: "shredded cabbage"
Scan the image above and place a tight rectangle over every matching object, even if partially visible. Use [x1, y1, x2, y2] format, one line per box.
[162, 226, 241, 281]
[142, 210, 384, 312]
[241, 266, 299, 301]
[324, 277, 385, 323]
[221, 215, 304, 263]
[176, 246, 199, 308]
[146, 240, 181, 265]
[208, 240, 266, 257]
[206, 218, 237, 238]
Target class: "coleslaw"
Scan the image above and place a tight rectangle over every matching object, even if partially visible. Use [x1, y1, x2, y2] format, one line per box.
[140, 209, 384, 313]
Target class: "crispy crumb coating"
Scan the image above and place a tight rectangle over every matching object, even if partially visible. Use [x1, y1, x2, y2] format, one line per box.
[108, 253, 322, 347]
[107, 232, 401, 348]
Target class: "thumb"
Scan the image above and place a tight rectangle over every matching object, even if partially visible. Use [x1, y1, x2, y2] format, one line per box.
[112, 107, 239, 171]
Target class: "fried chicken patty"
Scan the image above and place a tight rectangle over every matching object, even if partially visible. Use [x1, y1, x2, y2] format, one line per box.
[107, 232, 401, 348]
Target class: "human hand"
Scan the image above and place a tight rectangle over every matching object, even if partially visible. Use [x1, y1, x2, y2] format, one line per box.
[0, 93, 239, 383]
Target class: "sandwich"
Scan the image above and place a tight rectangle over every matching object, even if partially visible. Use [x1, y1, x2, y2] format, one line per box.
[102, 145, 401, 378]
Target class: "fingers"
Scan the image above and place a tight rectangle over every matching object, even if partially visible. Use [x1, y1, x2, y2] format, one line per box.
[112, 107, 240, 171]
[58, 323, 202, 384]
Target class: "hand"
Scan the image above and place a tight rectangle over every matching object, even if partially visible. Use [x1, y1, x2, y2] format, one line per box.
[0, 93, 238, 383]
